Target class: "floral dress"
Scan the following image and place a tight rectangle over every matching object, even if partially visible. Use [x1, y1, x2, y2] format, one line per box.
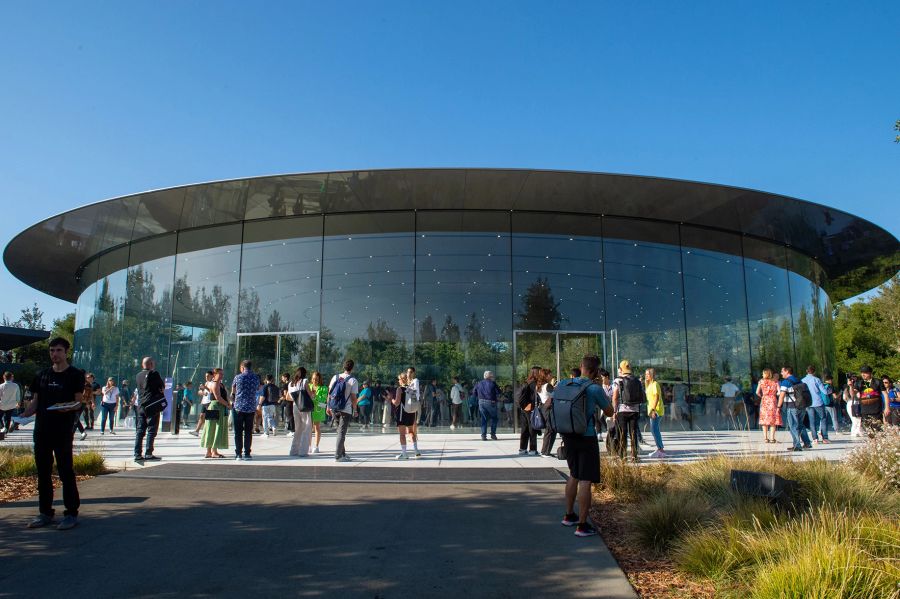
[756, 379, 782, 426]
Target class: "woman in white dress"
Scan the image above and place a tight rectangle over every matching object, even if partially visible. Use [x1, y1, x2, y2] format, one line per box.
[289, 367, 313, 457]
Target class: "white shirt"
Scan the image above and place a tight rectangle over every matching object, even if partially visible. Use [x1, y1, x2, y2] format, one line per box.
[287, 378, 308, 404]
[450, 383, 464, 404]
[0, 381, 20, 411]
[328, 373, 358, 415]
[102, 386, 119, 404]
[538, 383, 553, 405]
[720, 382, 740, 398]
[201, 384, 212, 405]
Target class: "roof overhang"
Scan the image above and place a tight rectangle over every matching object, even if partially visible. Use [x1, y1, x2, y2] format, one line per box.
[5, 168, 898, 302]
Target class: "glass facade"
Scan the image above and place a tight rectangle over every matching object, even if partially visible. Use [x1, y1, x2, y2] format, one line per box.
[71, 211, 839, 431]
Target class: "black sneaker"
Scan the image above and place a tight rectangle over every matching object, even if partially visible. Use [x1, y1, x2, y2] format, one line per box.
[134, 455, 144, 463]
[481, 435, 487, 441]
[143, 454, 161, 461]
[786, 446, 801, 452]
[803, 444, 813, 449]
[561, 513, 579, 527]
[575, 523, 598, 537]
[244, 455, 253, 461]
[491, 434, 498, 440]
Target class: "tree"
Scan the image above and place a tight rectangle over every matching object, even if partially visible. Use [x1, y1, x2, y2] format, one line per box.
[1, 302, 46, 329]
[515, 277, 563, 330]
[895, 119, 900, 143]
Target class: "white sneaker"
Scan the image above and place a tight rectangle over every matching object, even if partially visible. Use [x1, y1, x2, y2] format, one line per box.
[80, 432, 87, 441]
[450, 425, 456, 430]
[264, 433, 269, 438]
[313, 446, 320, 453]
[0, 427, 6, 434]
[649, 449, 664, 458]
[288, 431, 294, 437]
[396, 453, 409, 460]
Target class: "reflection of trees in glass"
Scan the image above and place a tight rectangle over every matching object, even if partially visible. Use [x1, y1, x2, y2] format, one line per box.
[339, 319, 410, 383]
[751, 311, 794, 376]
[515, 277, 562, 330]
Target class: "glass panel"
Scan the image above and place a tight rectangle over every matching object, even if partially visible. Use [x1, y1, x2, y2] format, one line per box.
[237, 335, 278, 381]
[743, 238, 794, 378]
[121, 234, 176, 383]
[279, 333, 319, 375]
[602, 218, 687, 382]
[73, 259, 99, 372]
[170, 224, 241, 390]
[92, 247, 130, 385]
[681, 227, 752, 430]
[239, 216, 323, 333]
[321, 213, 414, 383]
[787, 249, 819, 372]
[415, 211, 513, 402]
[559, 333, 605, 379]
[512, 213, 604, 333]
[515, 332, 556, 381]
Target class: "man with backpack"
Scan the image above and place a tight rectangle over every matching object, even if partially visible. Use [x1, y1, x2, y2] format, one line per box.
[327, 359, 359, 462]
[550, 355, 612, 537]
[611, 360, 644, 462]
[778, 365, 813, 452]
[134, 356, 167, 463]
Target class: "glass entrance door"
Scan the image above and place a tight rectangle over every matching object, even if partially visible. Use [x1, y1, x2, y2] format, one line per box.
[513, 330, 607, 382]
[236, 331, 319, 378]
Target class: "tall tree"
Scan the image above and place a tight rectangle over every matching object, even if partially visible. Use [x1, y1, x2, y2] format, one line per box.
[515, 277, 563, 330]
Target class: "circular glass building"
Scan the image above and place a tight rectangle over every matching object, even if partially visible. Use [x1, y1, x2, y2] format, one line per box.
[6, 169, 898, 430]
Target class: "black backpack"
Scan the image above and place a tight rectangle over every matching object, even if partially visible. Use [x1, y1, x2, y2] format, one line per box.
[791, 382, 812, 410]
[620, 375, 645, 408]
[549, 379, 592, 435]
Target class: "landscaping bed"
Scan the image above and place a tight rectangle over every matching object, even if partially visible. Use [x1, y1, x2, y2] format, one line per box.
[0, 446, 108, 504]
[592, 427, 900, 599]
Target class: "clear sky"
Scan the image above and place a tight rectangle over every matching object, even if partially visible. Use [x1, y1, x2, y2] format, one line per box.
[1, 1, 898, 327]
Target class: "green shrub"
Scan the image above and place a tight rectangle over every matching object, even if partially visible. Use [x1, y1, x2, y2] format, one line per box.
[793, 459, 897, 514]
[73, 451, 106, 476]
[845, 426, 900, 490]
[0, 447, 106, 478]
[599, 459, 672, 501]
[632, 491, 710, 553]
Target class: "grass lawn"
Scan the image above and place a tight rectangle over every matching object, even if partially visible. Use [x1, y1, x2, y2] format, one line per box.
[593, 428, 900, 599]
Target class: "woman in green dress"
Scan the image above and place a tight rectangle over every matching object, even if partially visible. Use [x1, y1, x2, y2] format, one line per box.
[202, 368, 230, 458]
[310, 371, 328, 454]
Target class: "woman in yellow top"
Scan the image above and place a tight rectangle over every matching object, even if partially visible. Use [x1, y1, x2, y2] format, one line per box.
[645, 368, 666, 458]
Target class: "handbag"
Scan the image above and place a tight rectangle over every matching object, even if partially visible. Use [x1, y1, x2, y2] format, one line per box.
[531, 403, 547, 431]
[299, 389, 314, 413]
[204, 408, 220, 420]
[556, 442, 567, 461]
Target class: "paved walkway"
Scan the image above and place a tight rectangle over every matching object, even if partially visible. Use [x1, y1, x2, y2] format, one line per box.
[3, 424, 866, 472]
[0, 473, 637, 598]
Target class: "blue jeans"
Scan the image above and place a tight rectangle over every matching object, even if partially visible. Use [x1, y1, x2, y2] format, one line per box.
[806, 406, 828, 440]
[262, 404, 277, 433]
[824, 406, 839, 436]
[100, 402, 116, 432]
[650, 414, 664, 449]
[786, 406, 811, 449]
[479, 401, 498, 437]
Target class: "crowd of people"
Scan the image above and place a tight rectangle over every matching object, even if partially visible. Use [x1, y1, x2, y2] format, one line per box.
[10, 334, 900, 534]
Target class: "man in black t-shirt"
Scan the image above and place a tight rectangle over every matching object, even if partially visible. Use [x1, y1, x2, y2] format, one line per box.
[278, 373, 293, 434]
[20, 337, 85, 530]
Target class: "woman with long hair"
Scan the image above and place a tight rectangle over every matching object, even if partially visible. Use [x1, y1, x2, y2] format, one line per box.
[756, 368, 783, 444]
[309, 371, 328, 453]
[100, 377, 119, 435]
[289, 367, 312, 457]
[645, 368, 666, 458]
[393, 372, 418, 459]
[518, 366, 542, 456]
[539, 367, 557, 456]
[201, 368, 230, 458]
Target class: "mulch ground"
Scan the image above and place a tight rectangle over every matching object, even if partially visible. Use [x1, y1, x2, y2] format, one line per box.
[592, 489, 716, 599]
[0, 475, 96, 505]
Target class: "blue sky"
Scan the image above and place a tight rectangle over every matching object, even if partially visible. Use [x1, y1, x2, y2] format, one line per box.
[1, 1, 898, 327]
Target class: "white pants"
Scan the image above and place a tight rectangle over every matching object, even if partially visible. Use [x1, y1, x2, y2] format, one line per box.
[290, 406, 312, 456]
[845, 402, 862, 437]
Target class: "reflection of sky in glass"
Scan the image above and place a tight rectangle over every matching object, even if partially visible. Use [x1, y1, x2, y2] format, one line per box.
[416, 231, 510, 341]
[512, 233, 604, 331]
[682, 246, 748, 327]
[240, 236, 322, 332]
[322, 231, 414, 342]
[603, 238, 685, 334]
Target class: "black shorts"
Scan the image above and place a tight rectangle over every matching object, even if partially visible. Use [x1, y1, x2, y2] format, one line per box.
[561, 434, 601, 483]
[398, 408, 417, 427]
